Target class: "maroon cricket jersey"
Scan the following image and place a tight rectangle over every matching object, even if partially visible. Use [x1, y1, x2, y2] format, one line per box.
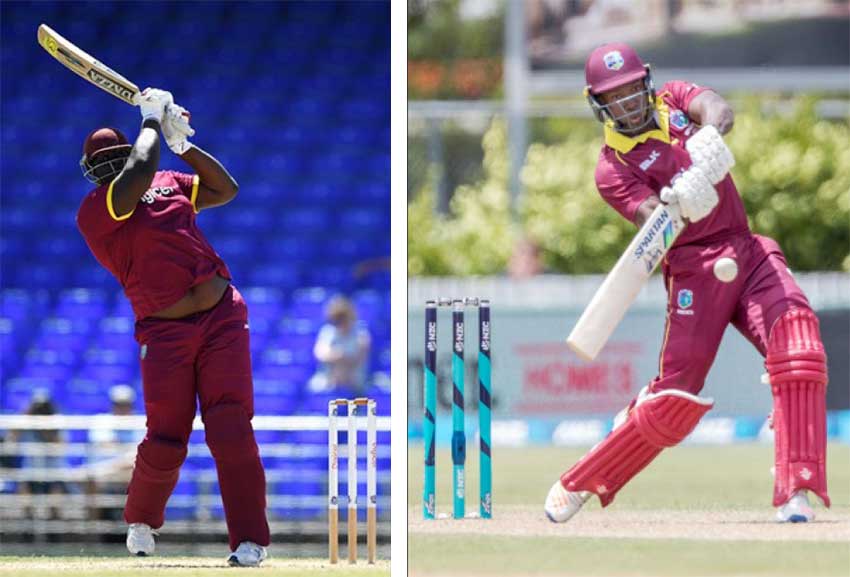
[594, 81, 749, 245]
[76, 170, 231, 320]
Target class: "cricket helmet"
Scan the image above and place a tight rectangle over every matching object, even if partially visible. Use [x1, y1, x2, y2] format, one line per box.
[584, 43, 656, 134]
[80, 127, 132, 185]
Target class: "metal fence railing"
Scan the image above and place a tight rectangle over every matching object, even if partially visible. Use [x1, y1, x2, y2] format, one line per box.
[0, 414, 391, 543]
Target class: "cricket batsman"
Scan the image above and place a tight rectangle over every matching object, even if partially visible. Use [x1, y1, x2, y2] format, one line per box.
[544, 43, 830, 524]
[76, 88, 270, 565]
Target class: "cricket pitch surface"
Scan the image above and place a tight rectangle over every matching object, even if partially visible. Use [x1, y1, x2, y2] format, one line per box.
[409, 444, 850, 576]
[0, 556, 390, 577]
[409, 505, 850, 542]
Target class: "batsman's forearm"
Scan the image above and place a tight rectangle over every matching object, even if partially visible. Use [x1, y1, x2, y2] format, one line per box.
[703, 107, 734, 135]
[129, 121, 161, 173]
[180, 145, 239, 196]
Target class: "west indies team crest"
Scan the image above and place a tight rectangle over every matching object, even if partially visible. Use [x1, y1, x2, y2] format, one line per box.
[603, 50, 624, 70]
[670, 109, 689, 130]
[677, 289, 693, 309]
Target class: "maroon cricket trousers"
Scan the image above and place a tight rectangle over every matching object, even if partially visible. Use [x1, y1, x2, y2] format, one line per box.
[124, 285, 270, 550]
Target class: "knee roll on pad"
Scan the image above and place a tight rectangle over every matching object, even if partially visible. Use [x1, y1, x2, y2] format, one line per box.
[204, 403, 260, 464]
[561, 389, 713, 506]
[135, 435, 187, 484]
[632, 389, 715, 448]
[766, 308, 830, 507]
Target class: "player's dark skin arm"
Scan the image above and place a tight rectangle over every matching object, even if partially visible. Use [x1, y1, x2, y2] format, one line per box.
[634, 196, 662, 228]
[688, 91, 734, 135]
[178, 145, 239, 210]
[111, 119, 161, 217]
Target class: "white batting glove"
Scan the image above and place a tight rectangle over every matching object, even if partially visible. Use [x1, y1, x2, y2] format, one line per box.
[161, 103, 195, 154]
[660, 165, 718, 223]
[686, 125, 735, 184]
[138, 88, 173, 124]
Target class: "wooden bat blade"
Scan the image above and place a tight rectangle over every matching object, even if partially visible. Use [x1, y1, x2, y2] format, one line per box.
[567, 203, 684, 361]
[37, 24, 140, 106]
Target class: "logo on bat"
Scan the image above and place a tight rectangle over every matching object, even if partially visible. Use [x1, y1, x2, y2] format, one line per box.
[87, 68, 136, 102]
[662, 220, 675, 247]
[633, 211, 677, 273]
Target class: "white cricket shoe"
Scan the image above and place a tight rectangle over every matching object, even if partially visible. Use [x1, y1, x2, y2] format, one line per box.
[227, 541, 268, 567]
[126, 523, 157, 556]
[544, 480, 591, 523]
[776, 490, 814, 523]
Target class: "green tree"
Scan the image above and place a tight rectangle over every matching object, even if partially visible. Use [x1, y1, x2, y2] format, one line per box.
[409, 99, 850, 275]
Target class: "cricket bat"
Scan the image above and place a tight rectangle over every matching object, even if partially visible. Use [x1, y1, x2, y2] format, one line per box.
[37, 24, 140, 106]
[567, 202, 685, 361]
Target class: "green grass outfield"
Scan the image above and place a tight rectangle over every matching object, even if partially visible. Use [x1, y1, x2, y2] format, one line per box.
[408, 443, 850, 577]
[0, 557, 390, 577]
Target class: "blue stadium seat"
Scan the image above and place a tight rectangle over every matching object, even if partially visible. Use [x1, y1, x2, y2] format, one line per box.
[255, 362, 315, 386]
[55, 288, 110, 319]
[253, 394, 300, 415]
[240, 286, 285, 315]
[306, 266, 353, 290]
[81, 363, 137, 384]
[245, 263, 301, 291]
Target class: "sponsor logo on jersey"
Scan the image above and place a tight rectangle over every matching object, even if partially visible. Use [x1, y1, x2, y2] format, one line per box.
[670, 109, 689, 129]
[603, 50, 624, 70]
[140, 186, 175, 205]
[639, 149, 661, 171]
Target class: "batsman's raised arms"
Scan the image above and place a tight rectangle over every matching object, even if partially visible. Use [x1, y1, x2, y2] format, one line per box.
[37, 24, 140, 106]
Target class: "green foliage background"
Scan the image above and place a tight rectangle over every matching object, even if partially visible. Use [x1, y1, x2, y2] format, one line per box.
[408, 98, 850, 276]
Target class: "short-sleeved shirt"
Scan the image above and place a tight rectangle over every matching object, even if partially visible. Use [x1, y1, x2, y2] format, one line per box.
[594, 81, 749, 246]
[76, 170, 231, 320]
[313, 323, 371, 391]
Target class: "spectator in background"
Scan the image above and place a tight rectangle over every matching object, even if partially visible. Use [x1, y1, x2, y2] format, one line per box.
[10, 389, 68, 520]
[85, 385, 144, 522]
[507, 236, 545, 279]
[309, 296, 371, 395]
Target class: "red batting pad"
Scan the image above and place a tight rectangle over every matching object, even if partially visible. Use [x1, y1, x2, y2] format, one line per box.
[766, 308, 830, 507]
[561, 389, 713, 506]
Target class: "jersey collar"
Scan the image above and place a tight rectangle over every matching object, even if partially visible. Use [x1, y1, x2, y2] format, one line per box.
[603, 94, 671, 154]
